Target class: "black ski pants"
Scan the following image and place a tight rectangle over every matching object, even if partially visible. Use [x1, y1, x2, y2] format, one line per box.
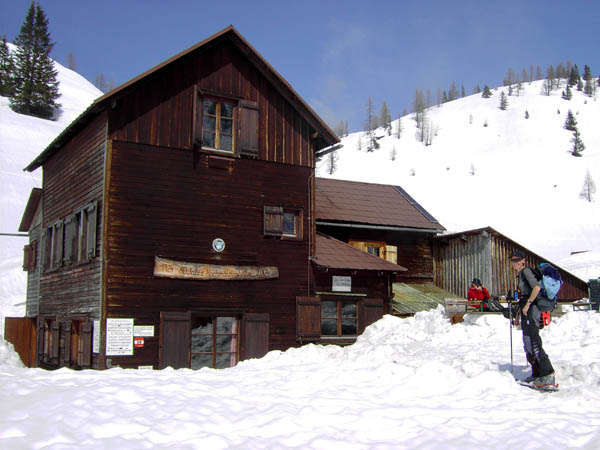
[521, 304, 554, 377]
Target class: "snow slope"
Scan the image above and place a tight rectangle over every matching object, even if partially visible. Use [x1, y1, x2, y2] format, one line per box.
[317, 81, 600, 281]
[0, 44, 102, 330]
[1, 307, 599, 449]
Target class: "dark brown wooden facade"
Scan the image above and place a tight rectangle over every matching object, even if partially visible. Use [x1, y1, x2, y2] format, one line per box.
[21, 26, 339, 370]
[433, 227, 589, 301]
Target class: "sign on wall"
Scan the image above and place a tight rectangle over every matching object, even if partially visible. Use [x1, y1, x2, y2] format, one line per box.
[106, 318, 134, 356]
[93, 319, 100, 354]
[153, 256, 279, 281]
[332, 276, 352, 292]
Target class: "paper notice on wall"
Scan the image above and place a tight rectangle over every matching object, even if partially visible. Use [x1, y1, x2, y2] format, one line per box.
[93, 320, 100, 354]
[106, 318, 134, 356]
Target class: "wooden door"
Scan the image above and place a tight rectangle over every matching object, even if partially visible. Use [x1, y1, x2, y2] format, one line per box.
[159, 311, 191, 369]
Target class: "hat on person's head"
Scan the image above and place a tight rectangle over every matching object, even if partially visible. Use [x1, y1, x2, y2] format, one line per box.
[509, 250, 525, 261]
[472, 278, 482, 286]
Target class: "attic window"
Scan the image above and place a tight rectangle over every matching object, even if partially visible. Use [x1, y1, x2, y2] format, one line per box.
[196, 97, 236, 153]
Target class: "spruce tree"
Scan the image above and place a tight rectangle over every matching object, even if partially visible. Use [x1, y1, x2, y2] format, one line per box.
[564, 110, 577, 131]
[481, 85, 492, 98]
[380, 101, 392, 135]
[499, 91, 508, 110]
[570, 129, 585, 157]
[10, 1, 60, 119]
[568, 65, 580, 87]
[562, 85, 572, 100]
[0, 36, 15, 97]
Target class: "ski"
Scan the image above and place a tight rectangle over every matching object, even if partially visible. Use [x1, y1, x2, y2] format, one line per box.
[518, 380, 559, 392]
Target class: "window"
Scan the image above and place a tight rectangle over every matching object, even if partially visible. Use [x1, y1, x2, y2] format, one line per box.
[264, 206, 303, 240]
[321, 300, 358, 337]
[191, 316, 239, 369]
[198, 98, 236, 153]
[43, 202, 97, 271]
[348, 240, 397, 264]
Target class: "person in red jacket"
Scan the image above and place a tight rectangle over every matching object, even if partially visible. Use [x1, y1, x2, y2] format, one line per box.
[468, 278, 491, 310]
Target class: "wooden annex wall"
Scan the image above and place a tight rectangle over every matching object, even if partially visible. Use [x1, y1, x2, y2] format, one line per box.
[434, 229, 588, 301]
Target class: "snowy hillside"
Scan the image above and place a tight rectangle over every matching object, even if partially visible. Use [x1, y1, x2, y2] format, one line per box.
[0, 44, 102, 328]
[317, 80, 600, 280]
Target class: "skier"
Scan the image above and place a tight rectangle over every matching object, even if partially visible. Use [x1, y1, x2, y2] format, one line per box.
[509, 250, 555, 387]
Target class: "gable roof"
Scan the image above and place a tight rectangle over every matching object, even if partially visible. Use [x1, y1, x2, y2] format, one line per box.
[18, 188, 43, 232]
[25, 25, 338, 172]
[313, 233, 406, 272]
[315, 178, 445, 232]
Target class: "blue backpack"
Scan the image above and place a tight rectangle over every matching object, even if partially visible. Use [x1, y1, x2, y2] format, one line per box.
[532, 263, 563, 301]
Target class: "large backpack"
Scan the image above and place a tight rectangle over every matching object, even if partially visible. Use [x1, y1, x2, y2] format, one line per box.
[531, 262, 563, 301]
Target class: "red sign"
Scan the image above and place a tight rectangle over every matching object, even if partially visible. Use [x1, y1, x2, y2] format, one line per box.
[134, 337, 144, 348]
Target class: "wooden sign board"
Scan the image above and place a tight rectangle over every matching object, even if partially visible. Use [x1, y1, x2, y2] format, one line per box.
[154, 256, 279, 281]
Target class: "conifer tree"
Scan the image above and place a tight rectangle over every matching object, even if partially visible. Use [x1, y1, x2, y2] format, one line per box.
[380, 101, 392, 135]
[570, 129, 585, 157]
[564, 110, 577, 131]
[499, 91, 508, 110]
[568, 65, 580, 87]
[562, 84, 572, 100]
[0, 36, 15, 97]
[481, 85, 492, 98]
[10, 1, 60, 119]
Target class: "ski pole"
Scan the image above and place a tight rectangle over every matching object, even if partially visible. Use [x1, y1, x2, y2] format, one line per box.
[509, 292, 516, 375]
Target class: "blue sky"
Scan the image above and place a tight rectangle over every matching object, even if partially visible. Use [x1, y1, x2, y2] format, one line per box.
[2, 0, 599, 132]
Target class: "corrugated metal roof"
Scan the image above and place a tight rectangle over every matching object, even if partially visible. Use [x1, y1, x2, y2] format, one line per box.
[391, 282, 456, 315]
[313, 233, 407, 272]
[315, 178, 444, 231]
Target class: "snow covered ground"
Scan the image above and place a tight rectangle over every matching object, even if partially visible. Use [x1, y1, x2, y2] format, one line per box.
[1, 307, 599, 449]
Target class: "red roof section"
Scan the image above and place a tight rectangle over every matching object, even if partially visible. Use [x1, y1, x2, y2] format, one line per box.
[316, 178, 444, 231]
[313, 233, 407, 272]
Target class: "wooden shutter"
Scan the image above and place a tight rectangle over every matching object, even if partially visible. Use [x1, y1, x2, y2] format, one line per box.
[159, 311, 191, 369]
[53, 221, 64, 268]
[86, 202, 97, 259]
[38, 319, 48, 363]
[23, 244, 32, 271]
[241, 313, 270, 360]
[63, 215, 75, 265]
[239, 100, 259, 157]
[49, 320, 60, 365]
[42, 228, 51, 271]
[296, 296, 321, 341]
[360, 298, 384, 333]
[79, 321, 92, 368]
[60, 321, 72, 367]
[385, 245, 397, 264]
[264, 206, 283, 236]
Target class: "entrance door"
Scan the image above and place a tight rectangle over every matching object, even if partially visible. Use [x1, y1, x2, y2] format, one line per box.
[159, 311, 191, 369]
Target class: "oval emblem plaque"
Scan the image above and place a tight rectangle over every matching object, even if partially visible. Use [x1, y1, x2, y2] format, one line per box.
[212, 238, 225, 253]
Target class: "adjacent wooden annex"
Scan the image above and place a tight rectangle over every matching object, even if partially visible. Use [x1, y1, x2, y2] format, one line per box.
[17, 26, 353, 370]
[433, 226, 588, 301]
